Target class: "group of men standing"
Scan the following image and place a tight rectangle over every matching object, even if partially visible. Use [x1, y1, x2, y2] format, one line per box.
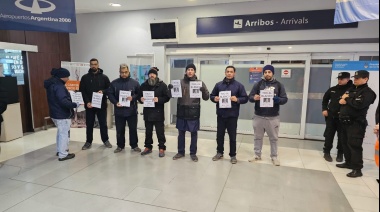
[45, 59, 288, 167]
[322, 70, 377, 178]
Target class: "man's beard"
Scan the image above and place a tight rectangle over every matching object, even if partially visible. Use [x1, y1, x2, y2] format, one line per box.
[148, 78, 158, 86]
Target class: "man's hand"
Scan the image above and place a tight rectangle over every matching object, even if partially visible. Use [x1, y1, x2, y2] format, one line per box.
[116, 103, 122, 107]
[127, 96, 133, 101]
[154, 97, 159, 103]
[374, 124, 379, 134]
[87, 102, 93, 108]
[140, 97, 145, 103]
[200, 87, 206, 93]
[168, 84, 174, 90]
[231, 96, 238, 102]
[342, 93, 349, 100]
[322, 110, 328, 117]
[98, 90, 103, 94]
[214, 96, 220, 102]
[339, 99, 347, 105]
[254, 94, 260, 101]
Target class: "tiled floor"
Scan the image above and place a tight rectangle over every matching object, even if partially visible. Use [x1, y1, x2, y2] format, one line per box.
[0, 127, 378, 212]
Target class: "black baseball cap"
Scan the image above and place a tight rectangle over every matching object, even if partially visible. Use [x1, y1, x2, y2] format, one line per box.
[352, 70, 370, 79]
[337, 72, 350, 79]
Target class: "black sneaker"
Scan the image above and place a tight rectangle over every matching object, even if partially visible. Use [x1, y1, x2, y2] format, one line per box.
[104, 141, 112, 148]
[173, 153, 185, 160]
[82, 142, 92, 150]
[56, 149, 69, 156]
[190, 155, 199, 162]
[58, 153, 75, 161]
[336, 163, 352, 169]
[323, 153, 333, 162]
[347, 170, 363, 178]
[336, 153, 344, 163]
[141, 148, 152, 156]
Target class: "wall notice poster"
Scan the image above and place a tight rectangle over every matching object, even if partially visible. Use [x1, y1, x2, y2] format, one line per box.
[332, 61, 379, 160]
[249, 67, 263, 84]
[61, 61, 89, 128]
[130, 64, 151, 85]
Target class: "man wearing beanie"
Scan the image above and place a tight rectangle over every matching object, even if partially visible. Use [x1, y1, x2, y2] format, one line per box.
[44, 68, 79, 161]
[321, 72, 352, 163]
[248, 65, 288, 166]
[138, 67, 170, 157]
[80, 58, 112, 150]
[210, 66, 249, 164]
[108, 64, 141, 153]
[169, 63, 209, 162]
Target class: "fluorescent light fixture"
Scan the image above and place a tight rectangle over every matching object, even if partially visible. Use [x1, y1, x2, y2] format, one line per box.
[288, 46, 293, 49]
[109, 3, 121, 7]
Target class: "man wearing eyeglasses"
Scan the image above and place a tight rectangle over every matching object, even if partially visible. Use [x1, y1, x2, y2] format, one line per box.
[108, 64, 141, 153]
[80, 58, 112, 150]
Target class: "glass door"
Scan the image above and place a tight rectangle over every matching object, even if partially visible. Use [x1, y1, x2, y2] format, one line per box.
[268, 54, 311, 139]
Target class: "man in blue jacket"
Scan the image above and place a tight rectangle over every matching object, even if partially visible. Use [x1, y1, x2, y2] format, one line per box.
[108, 64, 141, 153]
[44, 68, 79, 161]
[248, 65, 288, 166]
[210, 66, 248, 164]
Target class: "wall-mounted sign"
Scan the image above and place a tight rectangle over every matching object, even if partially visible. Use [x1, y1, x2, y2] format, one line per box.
[197, 10, 358, 35]
[281, 69, 292, 78]
[0, 0, 77, 33]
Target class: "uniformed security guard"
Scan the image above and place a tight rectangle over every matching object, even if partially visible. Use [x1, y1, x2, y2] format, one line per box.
[322, 72, 352, 162]
[337, 70, 377, 178]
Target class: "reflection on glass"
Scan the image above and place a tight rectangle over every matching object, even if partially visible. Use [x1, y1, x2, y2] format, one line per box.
[0, 49, 25, 85]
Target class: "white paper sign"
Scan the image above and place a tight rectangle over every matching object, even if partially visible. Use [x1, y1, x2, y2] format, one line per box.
[260, 90, 274, 108]
[171, 80, 182, 98]
[281, 69, 292, 78]
[91, 92, 103, 109]
[219, 91, 232, 108]
[119, 90, 131, 107]
[69, 91, 84, 105]
[190, 81, 202, 98]
[143, 91, 155, 108]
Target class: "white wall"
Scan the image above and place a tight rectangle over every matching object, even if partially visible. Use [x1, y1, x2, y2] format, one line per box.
[70, 0, 379, 81]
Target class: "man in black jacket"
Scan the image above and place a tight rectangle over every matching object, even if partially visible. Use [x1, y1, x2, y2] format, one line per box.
[138, 67, 170, 157]
[80, 58, 112, 150]
[44, 68, 79, 161]
[322, 72, 352, 162]
[108, 64, 141, 153]
[210, 66, 248, 164]
[337, 70, 377, 178]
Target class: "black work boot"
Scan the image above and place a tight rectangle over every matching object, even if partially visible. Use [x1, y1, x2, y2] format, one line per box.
[336, 163, 352, 169]
[323, 153, 333, 162]
[336, 153, 344, 163]
[347, 170, 363, 178]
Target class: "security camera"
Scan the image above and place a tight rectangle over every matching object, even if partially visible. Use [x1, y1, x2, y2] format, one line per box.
[267, 47, 271, 51]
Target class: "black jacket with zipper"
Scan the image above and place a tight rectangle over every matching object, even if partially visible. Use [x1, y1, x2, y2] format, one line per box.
[79, 69, 111, 109]
[108, 76, 140, 117]
[138, 79, 170, 122]
[322, 80, 353, 117]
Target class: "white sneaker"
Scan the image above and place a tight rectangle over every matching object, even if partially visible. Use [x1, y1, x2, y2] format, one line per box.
[249, 155, 262, 162]
[272, 157, 280, 166]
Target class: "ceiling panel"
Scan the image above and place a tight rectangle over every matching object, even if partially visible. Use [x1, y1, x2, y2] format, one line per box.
[75, 0, 268, 14]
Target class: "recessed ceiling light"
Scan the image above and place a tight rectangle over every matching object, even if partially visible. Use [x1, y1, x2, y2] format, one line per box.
[288, 46, 293, 49]
[109, 3, 121, 7]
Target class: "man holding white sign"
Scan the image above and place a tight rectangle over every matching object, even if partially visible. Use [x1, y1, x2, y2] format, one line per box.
[108, 64, 141, 153]
[210, 66, 248, 164]
[248, 65, 288, 166]
[168, 64, 209, 162]
[138, 67, 170, 157]
[80, 59, 112, 150]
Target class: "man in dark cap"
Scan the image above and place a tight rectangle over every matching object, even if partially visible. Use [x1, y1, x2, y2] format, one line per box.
[169, 64, 209, 162]
[322, 72, 353, 162]
[138, 67, 170, 157]
[248, 65, 288, 166]
[80, 58, 112, 150]
[337, 70, 377, 178]
[44, 68, 79, 161]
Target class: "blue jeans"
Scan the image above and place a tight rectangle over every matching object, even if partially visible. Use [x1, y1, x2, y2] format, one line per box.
[52, 119, 71, 158]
